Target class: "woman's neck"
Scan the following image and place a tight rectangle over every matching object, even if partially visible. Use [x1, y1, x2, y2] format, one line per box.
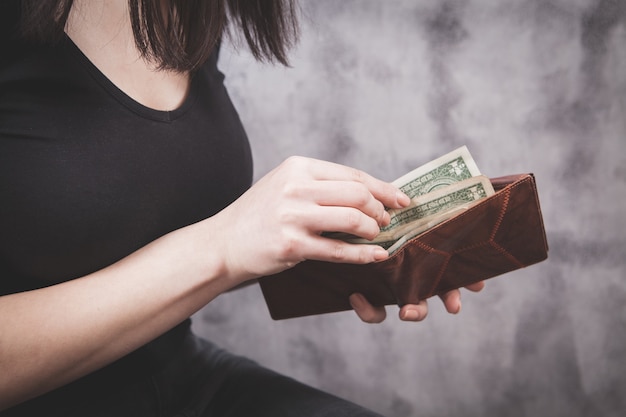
[65, 0, 190, 111]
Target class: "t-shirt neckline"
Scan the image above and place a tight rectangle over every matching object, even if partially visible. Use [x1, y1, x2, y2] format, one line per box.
[63, 35, 198, 123]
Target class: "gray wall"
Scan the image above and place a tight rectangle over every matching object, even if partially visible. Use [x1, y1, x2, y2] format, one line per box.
[192, 1, 626, 416]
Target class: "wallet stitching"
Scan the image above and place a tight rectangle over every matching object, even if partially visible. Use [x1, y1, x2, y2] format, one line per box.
[441, 183, 511, 255]
[492, 176, 548, 253]
[409, 240, 450, 298]
[527, 175, 549, 252]
[425, 255, 451, 299]
[384, 174, 549, 261]
[489, 189, 525, 268]
[491, 241, 525, 268]
[262, 174, 548, 319]
[450, 240, 494, 254]
[490, 186, 510, 241]
[389, 175, 530, 260]
[410, 177, 530, 299]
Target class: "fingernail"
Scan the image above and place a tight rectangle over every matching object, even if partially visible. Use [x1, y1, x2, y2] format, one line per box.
[381, 211, 391, 226]
[402, 309, 420, 321]
[373, 247, 388, 261]
[455, 301, 462, 314]
[349, 293, 365, 309]
[396, 191, 410, 207]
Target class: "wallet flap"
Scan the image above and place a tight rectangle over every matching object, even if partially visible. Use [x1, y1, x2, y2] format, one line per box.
[259, 173, 548, 320]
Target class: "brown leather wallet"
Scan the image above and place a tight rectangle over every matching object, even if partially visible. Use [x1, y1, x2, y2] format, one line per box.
[258, 173, 549, 320]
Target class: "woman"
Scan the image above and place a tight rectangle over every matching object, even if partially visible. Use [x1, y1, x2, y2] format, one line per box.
[0, 0, 483, 415]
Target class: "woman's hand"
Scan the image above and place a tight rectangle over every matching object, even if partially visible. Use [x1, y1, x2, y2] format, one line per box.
[212, 155, 485, 322]
[210, 156, 410, 286]
[349, 281, 486, 323]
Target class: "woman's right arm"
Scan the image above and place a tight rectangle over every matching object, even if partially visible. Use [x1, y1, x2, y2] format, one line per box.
[0, 156, 409, 411]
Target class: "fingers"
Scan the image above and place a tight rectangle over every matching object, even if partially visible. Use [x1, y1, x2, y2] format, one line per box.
[277, 157, 409, 238]
[401, 284, 482, 321]
[399, 300, 429, 321]
[351, 171, 410, 210]
[438, 283, 484, 314]
[307, 206, 382, 240]
[303, 235, 389, 264]
[350, 294, 429, 324]
[349, 284, 484, 325]
[293, 157, 410, 209]
[464, 281, 485, 292]
[249, 157, 412, 270]
[439, 289, 462, 314]
[300, 181, 391, 227]
[349, 293, 386, 323]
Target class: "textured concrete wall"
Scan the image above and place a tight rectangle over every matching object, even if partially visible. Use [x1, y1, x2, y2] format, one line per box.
[192, 1, 626, 415]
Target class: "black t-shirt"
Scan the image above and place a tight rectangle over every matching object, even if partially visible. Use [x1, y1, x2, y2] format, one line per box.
[0, 0, 253, 389]
[0, 4, 253, 296]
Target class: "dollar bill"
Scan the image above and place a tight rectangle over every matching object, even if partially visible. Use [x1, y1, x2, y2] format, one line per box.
[342, 175, 495, 246]
[385, 176, 495, 254]
[392, 145, 481, 198]
[385, 175, 493, 232]
[328, 146, 494, 253]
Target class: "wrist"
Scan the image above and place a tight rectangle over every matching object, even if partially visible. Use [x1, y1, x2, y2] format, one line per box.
[192, 215, 252, 291]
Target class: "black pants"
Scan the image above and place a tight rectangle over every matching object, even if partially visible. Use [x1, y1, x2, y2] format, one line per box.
[3, 329, 383, 417]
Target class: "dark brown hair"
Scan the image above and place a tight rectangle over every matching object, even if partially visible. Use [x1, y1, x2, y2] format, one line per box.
[19, 0, 299, 71]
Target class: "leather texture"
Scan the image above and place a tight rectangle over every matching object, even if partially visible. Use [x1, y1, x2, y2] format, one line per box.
[259, 174, 549, 320]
